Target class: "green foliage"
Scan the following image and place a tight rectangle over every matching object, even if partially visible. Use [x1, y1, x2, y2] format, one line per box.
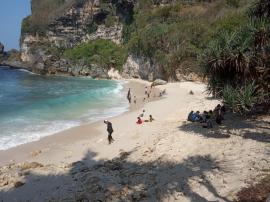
[226, 0, 240, 7]
[21, 16, 48, 35]
[63, 39, 128, 71]
[22, 0, 78, 35]
[105, 15, 117, 27]
[248, 0, 270, 19]
[222, 82, 265, 114]
[86, 23, 98, 34]
[123, 0, 257, 79]
[203, 0, 270, 113]
[213, 13, 248, 33]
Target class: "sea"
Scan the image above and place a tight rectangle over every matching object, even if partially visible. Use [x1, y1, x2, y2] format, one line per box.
[0, 66, 129, 150]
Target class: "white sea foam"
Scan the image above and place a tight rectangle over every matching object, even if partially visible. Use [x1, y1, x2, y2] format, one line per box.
[18, 68, 37, 75]
[0, 120, 81, 150]
[0, 80, 129, 150]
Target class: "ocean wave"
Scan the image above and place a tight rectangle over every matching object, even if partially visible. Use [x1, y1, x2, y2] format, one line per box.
[0, 72, 129, 151]
[0, 120, 81, 150]
[0, 103, 129, 150]
[18, 68, 38, 75]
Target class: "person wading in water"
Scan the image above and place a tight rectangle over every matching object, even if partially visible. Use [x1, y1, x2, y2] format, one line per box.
[104, 120, 114, 144]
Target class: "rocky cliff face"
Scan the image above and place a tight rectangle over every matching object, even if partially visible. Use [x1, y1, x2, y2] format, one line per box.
[122, 55, 165, 81]
[19, 0, 168, 80]
[20, 0, 125, 77]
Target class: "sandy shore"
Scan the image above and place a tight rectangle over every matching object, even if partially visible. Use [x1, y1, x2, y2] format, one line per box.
[0, 79, 160, 166]
[0, 81, 269, 201]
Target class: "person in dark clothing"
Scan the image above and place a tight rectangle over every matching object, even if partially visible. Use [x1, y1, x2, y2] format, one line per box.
[127, 88, 131, 103]
[215, 109, 223, 124]
[195, 111, 203, 122]
[104, 120, 114, 144]
[187, 111, 194, 121]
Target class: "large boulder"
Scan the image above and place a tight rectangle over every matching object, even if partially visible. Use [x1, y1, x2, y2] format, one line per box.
[0, 42, 4, 54]
[152, 79, 167, 86]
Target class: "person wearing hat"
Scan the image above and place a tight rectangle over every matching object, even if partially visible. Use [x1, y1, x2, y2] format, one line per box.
[104, 120, 114, 144]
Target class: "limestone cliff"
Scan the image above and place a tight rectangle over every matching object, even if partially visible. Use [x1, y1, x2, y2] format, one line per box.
[20, 0, 131, 78]
[21, 0, 237, 81]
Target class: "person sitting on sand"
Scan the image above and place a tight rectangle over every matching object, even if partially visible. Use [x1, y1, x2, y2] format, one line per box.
[162, 89, 166, 94]
[140, 109, 145, 117]
[221, 105, 226, 114]
[149, 115, 154, 122]
[208, 110, 213, 119]
[215, 109, 223, 125]
[202, 111, 211, 122]
[136, 117, 143, 124]
[194, 111, 203, 122]
[220, 105, 226, 120]
[187, 111, 194, 122]
[202, 118, 213, 129]
[214, 104, 221, 114]
[191, 112, 197, 122]
[144, 115, 154, 122]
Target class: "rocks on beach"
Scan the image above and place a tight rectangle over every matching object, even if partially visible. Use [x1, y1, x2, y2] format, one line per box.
[151, 79, 167, 86]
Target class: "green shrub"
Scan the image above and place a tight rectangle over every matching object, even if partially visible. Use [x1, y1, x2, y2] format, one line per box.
[222, 82, 264, 114]
[105, 15, 117, 27]
[226, 0, 240, 7]
[86, 23, 98, 34]
[63, 39, 127, 71]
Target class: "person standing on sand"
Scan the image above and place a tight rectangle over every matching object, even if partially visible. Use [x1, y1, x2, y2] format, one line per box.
[127, 88, 131, 103]
[104, 120, 114, 144]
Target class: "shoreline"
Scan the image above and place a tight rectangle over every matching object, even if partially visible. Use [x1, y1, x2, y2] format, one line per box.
[0, 81, 269, 201]
[0, 79, 162, 166]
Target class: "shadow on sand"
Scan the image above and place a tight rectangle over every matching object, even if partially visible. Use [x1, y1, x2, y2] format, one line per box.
[179, 112, 270, 143]
[0, 150, 231, 202]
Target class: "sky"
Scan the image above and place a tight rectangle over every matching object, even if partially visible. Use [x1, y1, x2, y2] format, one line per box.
[0, 0, 31, 51]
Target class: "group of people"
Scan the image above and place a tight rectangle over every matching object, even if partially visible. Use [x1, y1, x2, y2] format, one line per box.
[104, 109, 155, 144]
[127, 87, 152, 104]
[187, 104, 226, 129]
[127, 85, 167, 105]
[104, 86, 158, 145]
[136, 109, 154, 124]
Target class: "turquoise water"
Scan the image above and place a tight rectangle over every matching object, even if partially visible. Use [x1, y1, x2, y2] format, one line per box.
[0, 67, 128, 150]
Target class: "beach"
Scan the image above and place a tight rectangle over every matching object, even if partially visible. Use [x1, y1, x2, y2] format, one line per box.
[0, 80, 269, 201]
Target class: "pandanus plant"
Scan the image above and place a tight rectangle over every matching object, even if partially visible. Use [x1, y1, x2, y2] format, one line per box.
[203, 29, 253, 94]
[249, 0, 270, 20]
[202, 0, 270, 112]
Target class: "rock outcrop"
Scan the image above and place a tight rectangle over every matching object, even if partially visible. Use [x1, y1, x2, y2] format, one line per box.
[152, 79, 167, 86]
[18, 0, 172, 80]
[122, 55, 165, 81]
[20, 0, 127, 78]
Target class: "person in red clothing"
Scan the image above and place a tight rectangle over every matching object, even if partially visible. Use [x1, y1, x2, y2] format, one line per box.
[136, 117, 143, 124]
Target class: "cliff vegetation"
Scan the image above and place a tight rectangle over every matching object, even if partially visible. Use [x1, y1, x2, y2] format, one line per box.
[63, 39, 128, 71]
[20, 0, 269, 113]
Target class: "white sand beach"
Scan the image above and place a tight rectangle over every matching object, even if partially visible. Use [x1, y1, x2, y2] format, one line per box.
[0, 81, 269, 201]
